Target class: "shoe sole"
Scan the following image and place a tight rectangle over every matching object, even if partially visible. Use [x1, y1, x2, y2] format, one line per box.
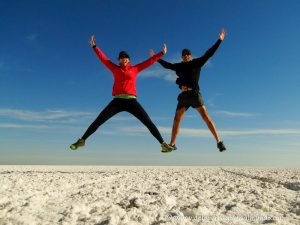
[70, 145, 77, 150]
[161, 149, 173, 153]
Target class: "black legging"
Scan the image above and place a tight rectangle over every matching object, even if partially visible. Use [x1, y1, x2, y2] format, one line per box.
[81, 98, 164, 143]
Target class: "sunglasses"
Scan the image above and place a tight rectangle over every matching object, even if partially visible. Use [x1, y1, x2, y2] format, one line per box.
[119, 55, 129, 59]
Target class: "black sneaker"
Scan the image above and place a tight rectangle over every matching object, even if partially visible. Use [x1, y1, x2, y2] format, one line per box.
[217, 141, 226, 152]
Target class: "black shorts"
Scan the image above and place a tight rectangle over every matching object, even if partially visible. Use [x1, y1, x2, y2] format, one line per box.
[176, 90, 204, 110]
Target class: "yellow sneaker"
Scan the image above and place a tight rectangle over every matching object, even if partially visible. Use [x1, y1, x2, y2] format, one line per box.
[70, 139, 85, 150]
[161, 142, 174, 153]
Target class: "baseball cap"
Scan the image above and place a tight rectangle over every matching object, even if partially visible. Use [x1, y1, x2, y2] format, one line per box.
[118, 51, 130, 59]
[182, 49, 192, 56]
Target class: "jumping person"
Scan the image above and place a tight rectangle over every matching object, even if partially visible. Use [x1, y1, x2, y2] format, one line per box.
[70, 35, 174, 153]
[152, 29, 227, 152]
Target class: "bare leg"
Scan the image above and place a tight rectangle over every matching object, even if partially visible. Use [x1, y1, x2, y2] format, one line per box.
[196, 106, 221, 143]
[170, 107, 187, 145]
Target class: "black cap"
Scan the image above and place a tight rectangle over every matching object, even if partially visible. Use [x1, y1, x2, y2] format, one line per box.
[182, 48, 191, 56]
[118, 51, 130, 59]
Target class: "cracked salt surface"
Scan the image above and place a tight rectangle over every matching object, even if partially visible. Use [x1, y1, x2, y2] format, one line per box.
[0, 166, 299, 225]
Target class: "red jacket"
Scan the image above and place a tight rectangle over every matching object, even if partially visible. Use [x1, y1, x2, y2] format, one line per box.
[93, 46, 164, 96]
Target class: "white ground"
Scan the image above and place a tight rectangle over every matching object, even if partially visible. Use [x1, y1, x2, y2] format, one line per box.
[0, 166, 299, 225]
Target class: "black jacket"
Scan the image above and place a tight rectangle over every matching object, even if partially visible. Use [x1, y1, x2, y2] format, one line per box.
[158, 39, 222, 91]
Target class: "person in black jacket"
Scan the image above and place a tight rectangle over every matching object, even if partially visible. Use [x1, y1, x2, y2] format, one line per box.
[151, 29, 226, 152]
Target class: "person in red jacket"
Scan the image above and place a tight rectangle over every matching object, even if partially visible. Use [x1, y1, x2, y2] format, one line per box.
[70, 35, 174, 153]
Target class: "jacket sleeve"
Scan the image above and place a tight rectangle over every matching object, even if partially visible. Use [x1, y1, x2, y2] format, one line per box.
[93, 46, 117, 72]
[195, 39, 222, 66]
[157, 59, 177, 71]
[135, 52, 164, 72]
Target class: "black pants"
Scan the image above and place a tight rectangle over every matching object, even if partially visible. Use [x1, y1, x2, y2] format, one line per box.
[81, 98, 164, 143]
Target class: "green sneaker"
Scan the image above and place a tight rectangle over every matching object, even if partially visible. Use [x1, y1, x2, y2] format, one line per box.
[161, 142, 174, 153]
[170, 144, 177, 150]
[70, 139, 85, 150]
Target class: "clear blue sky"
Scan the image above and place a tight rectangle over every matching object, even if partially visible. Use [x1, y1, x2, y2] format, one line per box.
[1, 0, 299, 166]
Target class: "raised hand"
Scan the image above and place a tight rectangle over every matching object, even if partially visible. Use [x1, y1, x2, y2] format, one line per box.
[219, 29, 226, 41]
[162, 43, 167, 54]
[89, 35, 96, 47]
[149, 49, 155, 57]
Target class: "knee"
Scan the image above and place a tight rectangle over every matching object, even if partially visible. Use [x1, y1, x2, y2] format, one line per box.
[199, 108, 211, 121]
[203, 114, 212, 123]
[174, 113, 183, 124]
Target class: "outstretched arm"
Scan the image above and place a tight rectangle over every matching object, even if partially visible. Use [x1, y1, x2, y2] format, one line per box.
[89, 35, 116, 71]
[135, 43, 167, 72]
[195, 28, 226, 65]
[157, 58, 176, 70]
[150, 45, 176, 71]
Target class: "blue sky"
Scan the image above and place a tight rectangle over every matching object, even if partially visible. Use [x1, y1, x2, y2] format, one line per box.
[0, 0, 299, 166]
